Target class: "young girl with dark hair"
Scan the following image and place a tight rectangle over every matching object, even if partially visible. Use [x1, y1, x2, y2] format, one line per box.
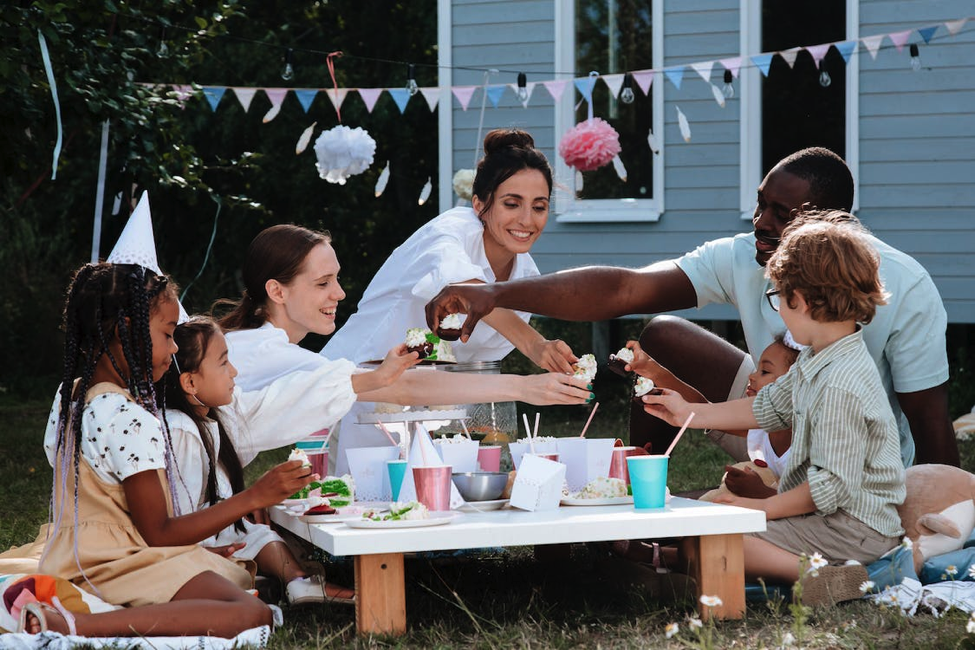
[30, 263, 313, 637]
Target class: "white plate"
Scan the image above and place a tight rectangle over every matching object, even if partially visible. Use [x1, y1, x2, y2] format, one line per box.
[459, 499, 508, 512]
[560, 495, 634, 507]
[344, 512, 461, 529]
[300, 512, 362, 524]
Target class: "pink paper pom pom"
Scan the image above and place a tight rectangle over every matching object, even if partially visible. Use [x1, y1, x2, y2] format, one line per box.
[558, 118, 622, 172]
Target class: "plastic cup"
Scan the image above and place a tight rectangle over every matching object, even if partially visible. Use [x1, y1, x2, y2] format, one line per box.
[609, 446, 646, 486]
[412, 465, 452, 511]
[386, 459, 408, 501]
[307, 449, 329, 478]
[477, 445, 502, 472]
[627, 455, 669, 509]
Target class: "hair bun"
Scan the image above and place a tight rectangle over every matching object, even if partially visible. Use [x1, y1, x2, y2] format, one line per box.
[482, 129, 535, 156]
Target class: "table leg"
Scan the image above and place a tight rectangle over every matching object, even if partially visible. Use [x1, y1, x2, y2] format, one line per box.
[685, 533, 745, 620]
[354, 553, 406, 636]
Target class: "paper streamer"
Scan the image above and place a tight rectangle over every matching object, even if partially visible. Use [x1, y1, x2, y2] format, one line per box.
[37, 30, 63, 180]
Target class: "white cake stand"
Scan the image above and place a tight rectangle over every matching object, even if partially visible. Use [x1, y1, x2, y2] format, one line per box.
[357, 409, 469, 453]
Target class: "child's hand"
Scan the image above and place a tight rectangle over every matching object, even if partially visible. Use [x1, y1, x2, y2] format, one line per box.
[724, 465, 776, 499]
[251, 460, 316, 507]
[527, 338, 576, 374]
[711, 492, 768, 513]
[373, 344, 420, 387]
[518, 373, 591, 405]
[639, 387, 693, 426]
[625, 340, 665, 378]
[205, 541, 246, 558]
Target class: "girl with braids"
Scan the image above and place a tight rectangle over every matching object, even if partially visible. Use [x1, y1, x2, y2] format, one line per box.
[30, 263, 312, 638]
[163, 317, 354, 605]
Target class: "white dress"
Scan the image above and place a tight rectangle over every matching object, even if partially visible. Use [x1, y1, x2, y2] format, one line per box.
[321, 207, 540, 473]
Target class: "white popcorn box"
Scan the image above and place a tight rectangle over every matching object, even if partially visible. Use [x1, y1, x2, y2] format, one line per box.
[508, 439, 560, 470]
[433, 438, 479, 473]
[345, 446, 402, 501]
[509, 454, 566, 512]
[556, 438, 616, 492]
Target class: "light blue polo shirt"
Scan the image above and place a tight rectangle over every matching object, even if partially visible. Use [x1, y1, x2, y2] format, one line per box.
[677, 232, 948, 467]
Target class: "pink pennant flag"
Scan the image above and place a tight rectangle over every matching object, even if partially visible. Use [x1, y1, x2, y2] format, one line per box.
[806, 43, 832, 65]
[600, 73, 624, 98]
[543, 79, 569, 102]
[889, 29, 912, 52]
[231, 88, 257, 112]
[326, 88, 348, 116]
[779, 47, 801, 69]
[719, 57, 741, 79]
[171, 84, 194, 107]
[631, 70, 654, 95]
[860, 34, 884, 60]
[265, 88, 288, 110]
[945, 18, 968, 36]
[690, 61, 714, 82]
[452, 85, 478, 110]
[419, 87, 440, 111]
[357, 88, 383, 113]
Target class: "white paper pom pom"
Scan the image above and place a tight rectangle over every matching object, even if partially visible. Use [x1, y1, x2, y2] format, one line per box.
[313, 125, 377, 185]
[452, 169, 475, 201]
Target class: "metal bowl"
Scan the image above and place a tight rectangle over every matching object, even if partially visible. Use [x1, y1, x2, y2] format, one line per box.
[451, 471, 508, 502]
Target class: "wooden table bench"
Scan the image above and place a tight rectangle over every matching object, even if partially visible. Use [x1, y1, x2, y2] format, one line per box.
[271, 497, 766, 636]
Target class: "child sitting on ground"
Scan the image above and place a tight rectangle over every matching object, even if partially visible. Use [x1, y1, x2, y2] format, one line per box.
[641, 212, 906, 606]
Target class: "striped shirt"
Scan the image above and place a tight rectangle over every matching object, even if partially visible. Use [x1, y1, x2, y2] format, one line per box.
[753, 328, 905, 537]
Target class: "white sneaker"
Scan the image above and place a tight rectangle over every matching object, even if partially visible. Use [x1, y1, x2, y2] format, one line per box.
[285, 575, 355, 606]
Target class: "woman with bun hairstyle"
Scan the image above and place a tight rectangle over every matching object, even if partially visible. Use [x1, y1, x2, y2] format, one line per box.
[321, 129, 579, 472]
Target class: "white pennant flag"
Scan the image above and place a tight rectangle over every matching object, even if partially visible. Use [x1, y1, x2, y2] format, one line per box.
[601, 73, 625, 99]
[690, 61, 714, 82]
[419, 87, 440, 111]
[232, 87, 258, 112]
[779, 47, 802, 69]
[860, 34, 885, 60]
[945, 18, 968, 36]
[676, 106, 691, 143]
[326, 88, 349, 116]
[295, 121, 317, 155]
[262, 88, 288, 123]
[374, 161, 390, 197]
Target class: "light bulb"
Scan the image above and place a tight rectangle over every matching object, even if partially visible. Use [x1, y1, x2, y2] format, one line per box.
[516, 72, 528, 102]
[909, 43, 921, 71]
[281, 48, 294, 81]
[818, 64, 832, 88]
[722, 69, 734, 99]
[620, 73, 635, 104]
[406, 63, 419, 96]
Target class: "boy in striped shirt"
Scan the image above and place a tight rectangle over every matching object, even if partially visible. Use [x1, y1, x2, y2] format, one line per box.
[642, 211, 905, 606]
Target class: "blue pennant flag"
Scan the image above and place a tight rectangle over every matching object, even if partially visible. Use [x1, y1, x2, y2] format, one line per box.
[917, 26, 938, 44]
[202, 87, 226, 111]
[751, 53, 774, 77]
[573, 77, 594, 102]
[485, 85, 506, 108]
[664, 66, 684, 90]
[834, 41, 857, 64]
[294, 89, 317, 113]
[387, 88, 410, 113]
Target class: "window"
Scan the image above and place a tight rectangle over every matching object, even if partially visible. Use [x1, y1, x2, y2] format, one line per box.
[555, 0, 664, 222]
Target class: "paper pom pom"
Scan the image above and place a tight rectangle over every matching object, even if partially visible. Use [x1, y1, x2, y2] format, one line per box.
[452, 169, 475, 201]
[313, 125, 376, 185]
[558, 118, 622, 172]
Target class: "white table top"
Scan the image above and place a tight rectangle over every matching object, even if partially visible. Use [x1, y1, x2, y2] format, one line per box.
[271, 497, 766, 557]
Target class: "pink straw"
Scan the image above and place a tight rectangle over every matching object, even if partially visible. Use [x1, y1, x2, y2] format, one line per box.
[522, 413, 536, 454]
[664, 412, 696, 457]
[578, 402, 600, 438]
[417, 424, 431, 466]
[376, 421, 398, 447]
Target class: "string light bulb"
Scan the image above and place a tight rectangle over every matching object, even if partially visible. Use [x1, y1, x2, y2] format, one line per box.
[406, 63, 419, 96]
[722, 69, 734, 99]
[156, 27, 169, 58]
[620, 73, 635, 104]
[909, 43, 921, 71]
[281, 48, 294, 81]
[818, 62, 831, 88]
[516, 72, 528, 102]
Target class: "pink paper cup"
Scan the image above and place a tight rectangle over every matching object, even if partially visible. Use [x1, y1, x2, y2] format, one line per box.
[306, 449, 329, 478]
[477, 445, 502, 472]
[608, 446, 645, 485]
[413, 466, 452, 511]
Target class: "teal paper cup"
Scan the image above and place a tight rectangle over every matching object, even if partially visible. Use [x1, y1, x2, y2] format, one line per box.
[627, 455, 668, 509]
[386, 459, 408, 501]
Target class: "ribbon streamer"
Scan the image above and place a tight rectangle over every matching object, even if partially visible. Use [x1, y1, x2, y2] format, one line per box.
[38, 30, 63, 180]
[326, 50, 343, 122]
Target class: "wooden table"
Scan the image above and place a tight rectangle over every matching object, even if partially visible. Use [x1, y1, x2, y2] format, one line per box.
[271, 497, 765, 636]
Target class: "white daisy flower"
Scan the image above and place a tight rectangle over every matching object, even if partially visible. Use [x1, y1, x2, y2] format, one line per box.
[860, 580, 875, 593]
[699, 594, 723, 608]
[688, 617, 703, 629]
[947, 565, 958, 577]
[665, 622, 679, 639]
[967, 619, 975, 634]
[781, 631, 796, 646]
[809, 552, 828, 570]
[901, 537, 913, 550]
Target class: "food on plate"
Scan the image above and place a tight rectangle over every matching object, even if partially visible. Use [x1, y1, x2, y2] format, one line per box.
[288, 474, 355, 505]
[362, 500, 430, 521]
[574, 476, 628, 499]
[436, 313, 464, 341]
[571, 353, 597, 383]
[607, 347, 634, 377]
[288, 448, 312, 468]
[405, 327, 456, 362]
[304, 503, 337, 516]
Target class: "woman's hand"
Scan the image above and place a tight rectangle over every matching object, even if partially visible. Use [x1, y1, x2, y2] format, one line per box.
[711, 492, 768, 513]
[624, 340, 667, 378]
[527, 338, 576, 374]
[249, 460, 316, 508]
[374, 344, 420, 386]
[517, 373, 591, 406]
[639, 388, 694, 426]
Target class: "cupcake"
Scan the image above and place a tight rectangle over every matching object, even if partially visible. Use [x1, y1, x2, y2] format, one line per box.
[405, 327, 435, 358]
[571, 354, 597, 383]
[607, 347, 634, 377]
[288, 448, 312, 468]
[633, 377, 661, 399]
[437, 313, 464, 341]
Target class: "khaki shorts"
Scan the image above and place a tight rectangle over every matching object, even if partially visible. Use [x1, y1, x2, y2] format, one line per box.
[704, 355, 755, 462]
[749, 510, 901, 565]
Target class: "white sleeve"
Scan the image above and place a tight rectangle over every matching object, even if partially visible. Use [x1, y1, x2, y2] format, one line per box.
[410, 236, 489, 301]
[230, 327, 332, 391]
[884, 273, 949, 393]
[223, 358, 358, 466]
[166, 411, 210, 515]
[675, 238, 736, 308]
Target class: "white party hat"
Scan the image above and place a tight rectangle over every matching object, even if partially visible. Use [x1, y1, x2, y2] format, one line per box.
[107, 191, 190, 323]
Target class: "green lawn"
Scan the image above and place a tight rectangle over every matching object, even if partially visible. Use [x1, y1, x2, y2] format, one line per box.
[4, 399, 975, 648]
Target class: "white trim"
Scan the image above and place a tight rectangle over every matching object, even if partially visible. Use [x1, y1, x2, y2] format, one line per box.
[739, 0, 860, 219]
[554, 0, 664, 223]
[436, 0, 453, 214]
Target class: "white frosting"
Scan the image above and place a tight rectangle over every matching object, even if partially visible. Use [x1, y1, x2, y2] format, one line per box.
[634, 377, 655, 397]
[288, 448, 311, 467]
[572, 354, 597, 382]
[405, 327, 430, 348]
[440, 313, 463, 329]
[613, 347, 634, 364]
[434, 340, 456, 362]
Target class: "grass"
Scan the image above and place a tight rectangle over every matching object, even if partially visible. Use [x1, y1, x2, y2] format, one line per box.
[4, 399, 975, 648]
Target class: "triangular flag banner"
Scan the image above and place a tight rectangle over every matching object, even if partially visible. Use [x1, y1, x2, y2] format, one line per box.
[294, 89, 317, 113]
[232, 87, 257, 112]
[690, 60, 714, 82]
[452, 85, 478, 110]
[601, 73, 624, 98]
[485, 84, 506, 108]
[419, 87, 440, 111]
[357, 88, 383, 113]
[835, 40, 857, 64]
[779, 47, 801, 69]
[664, 66, 684, 90]
[806, 43, 832, 65]
[889, 29, 912, 52]
[508, 82, 537, 106]
[202, 86, 226, 111]
[573, 76, 594, 101]
[542, 79, 568, 102]
[387, 88, 410, 113]
[631, 70, 654, 95]
[945, 18, 967, 36]
[917, 25, 938, 44]
[861, 34, 884, 60]
[719, 57, 741, 78]
[326, 88, 349, 115]
[751, 53, 774, 77]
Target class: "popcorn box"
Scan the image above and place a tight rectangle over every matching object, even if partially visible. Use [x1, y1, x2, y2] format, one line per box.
[508, 439, 559, 470]
[345, 446, 402, 501]
[433, 437, 479, 473]
[556, 438, 615, 492]
[509, 454, 566, 512]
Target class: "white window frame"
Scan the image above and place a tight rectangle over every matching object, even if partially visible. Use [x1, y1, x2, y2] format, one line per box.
[554, 0, 665, 223]
[739, 0, 859, 220]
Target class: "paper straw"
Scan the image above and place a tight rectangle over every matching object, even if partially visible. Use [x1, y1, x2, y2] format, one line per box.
[417, 424, 431, 466]
[522, 413, 536, 454]
[533, 412, 540, 439]
[664, 412, 696, 457]
[578, 402, 599, 438]
[376, 421, 399, 447]
[460, 420, 472, 440]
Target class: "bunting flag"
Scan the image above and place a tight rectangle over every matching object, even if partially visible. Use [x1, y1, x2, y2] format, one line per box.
[263, 88, 287, 122]
[631, 70, 654, 95]
[601, 73, 624, 98]
[690, 60, 714, 82]
[889, 29, 912, 52]
[543, 79, 568, 102]
[861, 34, 885, 60]
[751, 53, 774, 77]
[779, 47, 801, 69]
[485, 84, 506, 108]
[294, 89, 317, 112]
[387, 88, 410, 113]
[357, 88, 383, 113]
[945, 18, 968, 36]
[835, 40, 857, 64]
[918, 25, 939, 44]
[573, 76, 595, 101]
[719, 57, 741, 78]
[452, 85, 477, 110]
[232, 87, 257, 112]
[202, 86, 226, 111]
[664, 66, 684, 89]
[326, 88, 349, 116]
[419, 87, 440, 111]
[806, 43, 832, 66]
[508, 81, 537, 106]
